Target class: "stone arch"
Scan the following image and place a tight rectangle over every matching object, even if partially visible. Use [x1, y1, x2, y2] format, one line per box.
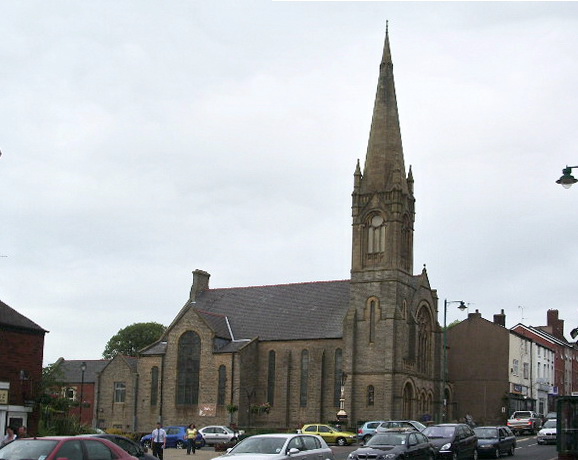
[402, 380, 416, 419]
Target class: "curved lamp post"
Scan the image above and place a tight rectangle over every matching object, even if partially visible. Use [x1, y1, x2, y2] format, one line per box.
[441, 300, 467, 422]
[556, 166, 578, 188]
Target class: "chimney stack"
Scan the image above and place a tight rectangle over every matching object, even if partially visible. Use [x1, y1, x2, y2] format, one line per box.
[190, 269, 210, 301]
[493, 309, 506, 327]
[547, 309, 565, 340]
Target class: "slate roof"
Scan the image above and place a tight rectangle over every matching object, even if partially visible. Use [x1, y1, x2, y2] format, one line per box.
[192, 280, 351, 341]
[54, 359, 109, 383]
[0, 299, 47, 333]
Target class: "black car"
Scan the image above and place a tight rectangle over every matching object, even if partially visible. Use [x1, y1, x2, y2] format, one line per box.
[473, 426, 516, 458]
[422, 423, 478, 459]
[89, 434, 157, 460]
[348, 429, 435, 460]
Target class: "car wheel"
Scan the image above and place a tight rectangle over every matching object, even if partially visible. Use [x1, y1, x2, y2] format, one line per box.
[336, 437, 347, 446]
[176, 440, 185, 449]
[508, 445, 515, 456]
[363, 435, 372, 443]
[143, 440, 151, 449]
[494, 448, 500, 458]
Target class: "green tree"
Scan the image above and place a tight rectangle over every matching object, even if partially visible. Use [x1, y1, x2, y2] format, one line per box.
[103, 322, 166, 359]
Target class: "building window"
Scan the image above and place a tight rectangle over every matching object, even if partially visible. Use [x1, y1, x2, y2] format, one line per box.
[417, 306, 432, 374]
[334, 349, 343, 407]
[176, 331, 201, 405]
[300, 350, 309, 407]
[114, 382, 126, 403]
[64, 387, 76, 401]
[523, 362, 529, 379]
[217, 365, 226, 406]
[267, 350, 276, 406]
[367, 385, 375, 406]
[513, 359, 519, 376]
[150, 366, 159, 406]
[367, 214, 386, 254]
[369, 299, 376, 343]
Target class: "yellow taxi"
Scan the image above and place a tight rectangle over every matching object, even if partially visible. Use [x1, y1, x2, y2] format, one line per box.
[300, 424, 357, 446]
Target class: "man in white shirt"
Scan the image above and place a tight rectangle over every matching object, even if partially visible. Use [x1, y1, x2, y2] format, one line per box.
[151, 422, 167, 459]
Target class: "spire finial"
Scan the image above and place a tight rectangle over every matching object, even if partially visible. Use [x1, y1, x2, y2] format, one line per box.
[386, 20, 389, 36]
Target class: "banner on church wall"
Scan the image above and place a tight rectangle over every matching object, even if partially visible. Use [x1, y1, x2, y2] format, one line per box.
[198, 404, 216, 417]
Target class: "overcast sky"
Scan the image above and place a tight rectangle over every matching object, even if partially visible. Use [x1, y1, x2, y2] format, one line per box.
[2, 1, 578, 366]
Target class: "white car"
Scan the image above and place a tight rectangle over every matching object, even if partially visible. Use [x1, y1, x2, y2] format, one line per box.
[211, 433, 334, 460]
[537, 419, 557, 445]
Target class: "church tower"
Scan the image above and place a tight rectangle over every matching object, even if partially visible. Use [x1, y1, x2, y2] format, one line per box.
[345, 26, 440, 424]
[351, 25, 414, 275]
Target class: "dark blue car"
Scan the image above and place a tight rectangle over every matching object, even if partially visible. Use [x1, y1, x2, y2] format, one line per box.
[141, 426, 204, 449]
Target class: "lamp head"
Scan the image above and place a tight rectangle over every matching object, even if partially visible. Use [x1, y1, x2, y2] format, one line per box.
[457, 301, 467, 311]
[557, 166, 578, 188]
[571, 327, 578, 340]
[80, 361, 87, 372]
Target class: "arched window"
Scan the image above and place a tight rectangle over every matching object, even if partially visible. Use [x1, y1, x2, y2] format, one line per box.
[150, 366, 159, 406]
[267, 350, 276, 406]
[176, 331, 201, 405]
[401, 214, 412, 269]
[369, 299, 376, 343]
[217, 365, 226, 406]
[367, 385, 375, 406]
[300, 350, 309, 407]
[417, 306, 432, 374]
[334, 349, 343, 407]
[367, 214, 386, 254]
[402, 382, 414, 419]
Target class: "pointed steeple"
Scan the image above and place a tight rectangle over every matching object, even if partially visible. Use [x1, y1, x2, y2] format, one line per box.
[360, 24, 408, 195]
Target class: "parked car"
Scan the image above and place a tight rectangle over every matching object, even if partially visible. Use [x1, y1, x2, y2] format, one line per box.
[375, 420, 427, 433]
[84, 433, 157, 459]
[348, 429, 435, 460]
[301, 424, 357, 446]
[0, 436, 137, 460]
[358, 420, 385, 443]
[537, 419, 557, 445]
[210, 433, 334, 460]
[199, 425, 241, 446]
[506, 410, 542, 435]
[141, 425, 192, 449]
[473, 426, 516, 458]
[422, 423, 478, 459]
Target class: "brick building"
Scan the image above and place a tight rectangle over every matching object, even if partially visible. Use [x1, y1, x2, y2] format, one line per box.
[94, 29, 443, 433]
[51, 358, 109, 427]
[0, 299, 47, 436]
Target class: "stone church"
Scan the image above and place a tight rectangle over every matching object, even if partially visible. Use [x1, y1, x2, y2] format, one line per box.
[94, 29, 444, 433]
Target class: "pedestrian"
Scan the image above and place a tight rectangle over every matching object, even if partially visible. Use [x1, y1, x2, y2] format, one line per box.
[186, 423, 198, 455]
[151, 422, 167, 460]
[1, 426, 16, 446]
[17, 426, 28, 438]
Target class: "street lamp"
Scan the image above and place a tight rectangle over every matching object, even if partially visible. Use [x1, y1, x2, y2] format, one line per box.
[556, 165, 578, 188]
[336, 371, 348, 425]
[79, 362, 86, 423]
[441, 299, 466, 422]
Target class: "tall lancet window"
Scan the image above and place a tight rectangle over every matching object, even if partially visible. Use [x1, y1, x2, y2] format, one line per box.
[401, 214, 411, 268]
[367, 214, 386, 254]
[417, 306, 432, 374]
[176, 331, 201, 405]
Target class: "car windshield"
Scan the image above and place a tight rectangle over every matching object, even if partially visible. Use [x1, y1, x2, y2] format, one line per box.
[367, 433, 406, 446]
[543, 420, 557, 428]
[511, 412, 531, 418]
[423, 426, 455, 439]
[474, 428, 498, 439]
[229, 437, 286, 454]
[0, 439, 59, 459]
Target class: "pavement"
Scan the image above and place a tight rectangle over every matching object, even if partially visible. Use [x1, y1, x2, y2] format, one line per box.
[161, 447, 224, 460]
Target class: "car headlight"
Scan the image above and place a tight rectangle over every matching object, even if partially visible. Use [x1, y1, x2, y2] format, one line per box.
[441, 443, 451, 451]
[538, 431, 545, 436]
[385, 454, 397, 459]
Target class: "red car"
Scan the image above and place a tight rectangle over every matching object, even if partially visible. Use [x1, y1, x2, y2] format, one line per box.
[0, 436, 138, 460]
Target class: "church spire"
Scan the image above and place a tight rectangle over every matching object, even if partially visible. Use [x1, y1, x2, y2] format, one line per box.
[360, 24, 408, 195]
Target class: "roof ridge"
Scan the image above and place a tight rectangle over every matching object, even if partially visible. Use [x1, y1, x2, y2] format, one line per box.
[206, 279, 350, 291]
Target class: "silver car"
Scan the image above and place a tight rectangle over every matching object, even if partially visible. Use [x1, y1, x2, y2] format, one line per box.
[211, 433, 334, 460]
[199, 425, 241, 446]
